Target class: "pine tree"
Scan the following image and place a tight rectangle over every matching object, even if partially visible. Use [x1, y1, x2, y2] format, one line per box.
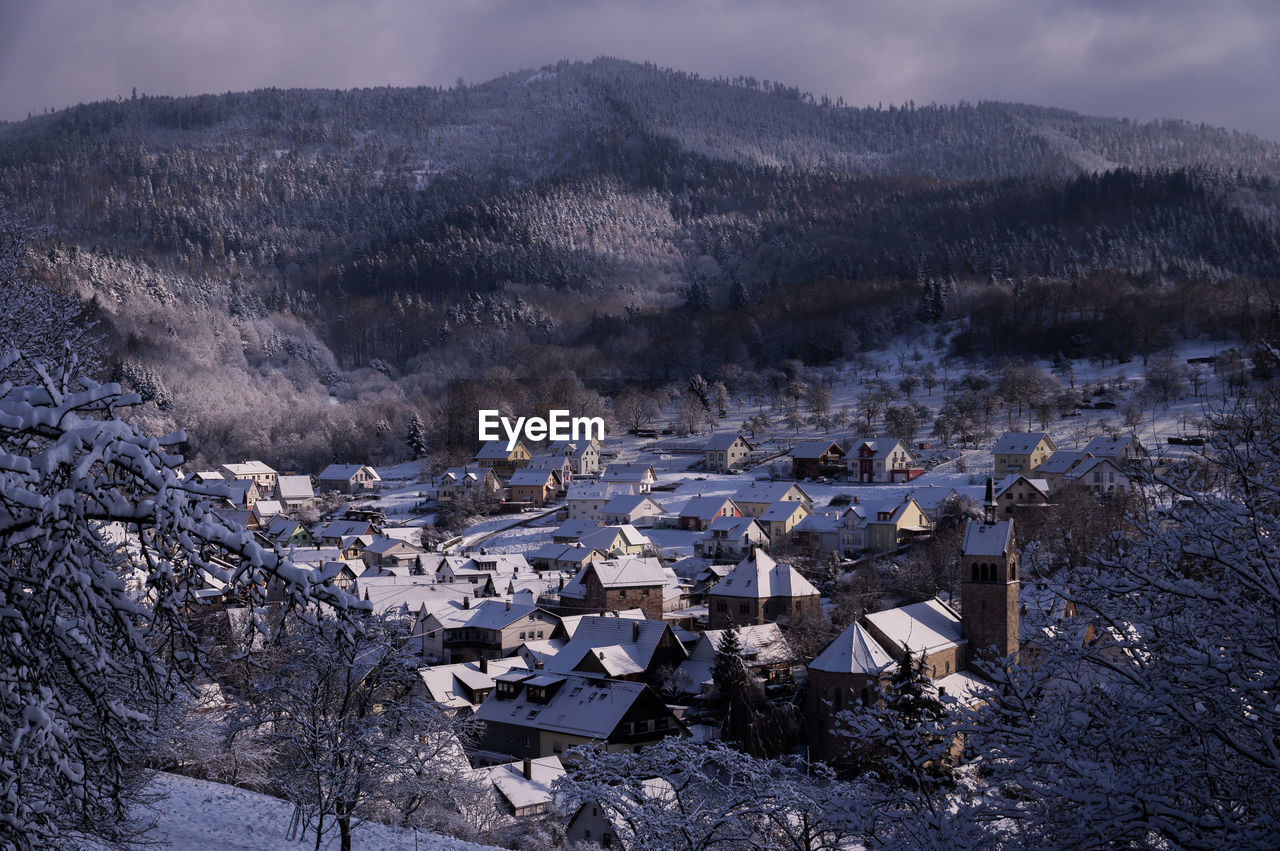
[406, 412, 429, 459]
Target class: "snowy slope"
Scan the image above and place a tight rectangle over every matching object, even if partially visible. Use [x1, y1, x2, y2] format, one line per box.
[74, 772, 495, 851]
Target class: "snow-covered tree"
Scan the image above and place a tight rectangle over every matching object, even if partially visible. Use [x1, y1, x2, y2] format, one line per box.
[0, 348, 358, 847]
[964, 389, 1280, 848]
[231, 612, 479, 851]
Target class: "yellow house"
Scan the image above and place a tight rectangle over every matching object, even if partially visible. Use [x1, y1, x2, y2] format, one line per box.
[759, 499, 811, 541]
[993, 432, 1057, 478]
[865, 498, 933, 552]
[475, 440, 532, 478]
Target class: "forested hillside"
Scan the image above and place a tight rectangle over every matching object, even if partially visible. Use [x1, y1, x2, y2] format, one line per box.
[2, 57, 1279, 468]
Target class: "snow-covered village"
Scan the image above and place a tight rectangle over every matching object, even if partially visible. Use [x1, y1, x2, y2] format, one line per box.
[3, 4, 1280, 850]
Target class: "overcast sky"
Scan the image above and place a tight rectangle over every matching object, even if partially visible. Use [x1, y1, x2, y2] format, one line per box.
[2, 0, 1278, 140]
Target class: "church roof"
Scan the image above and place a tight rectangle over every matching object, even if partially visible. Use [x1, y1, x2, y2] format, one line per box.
[810, 622, 896, 675]
[962, 520, 1015, 557]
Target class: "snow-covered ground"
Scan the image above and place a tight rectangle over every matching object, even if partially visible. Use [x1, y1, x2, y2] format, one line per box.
[75, 772, 494, 851]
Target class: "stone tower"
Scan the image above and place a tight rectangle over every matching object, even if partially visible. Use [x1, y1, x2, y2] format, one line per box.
[960, 497, 1019, 664]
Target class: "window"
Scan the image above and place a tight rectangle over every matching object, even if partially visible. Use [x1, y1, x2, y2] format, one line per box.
[537, 630, 544, 639]
[739, 603, 751, 615]
[716, 601, 728, 612]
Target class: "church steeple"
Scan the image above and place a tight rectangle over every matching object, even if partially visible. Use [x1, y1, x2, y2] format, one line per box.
[960, 514, 1019, 664]
[983, 476, 996, 523]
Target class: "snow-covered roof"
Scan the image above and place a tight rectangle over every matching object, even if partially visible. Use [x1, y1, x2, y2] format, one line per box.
[509, 468, 556, 487]
[601, 463, 656, 483]
[276, 475, 314, 501]
[790, 440, 844, 459]
[1065, 455, 1125, 479]
[703, 432, 750, 451]
[993, 432, 1055, 454]
[428, 599, 554, 631]
[760, 500, 808, 522]
[578, 525, 650, 552]
[734, 481, 813, 505]
[602, 493, 664, 515]
[567, 483, 611, 501]
[810, 621, 896, 675]
[864, 599, 963, 657]
[418, 658, 530, 709]
[1038, 450, 1092, 475]
[680, 495, 738, 520]
[962, 520, 1015, 557]
[318, 463, 379, 482]
[221, 461, 276, 477]
[994, 476, 1050, 500]
[936, 670, 993, 709]
[558, 609, 646, 636]
[548, 617, 681, 676]
[706, 515, 762, 535]
[475, 440, 520, 459]
[473, 673, 654, 740]
[527, 542, 602, 564]
[573, 556, 667, 590]
[553, 519, 602, 541]
[710, 550, 818, 600]
[252, 499, 283, 518]
[364, 535, 424, 556]
[474, 756, 566, 813]
[1083, 434, 1135, 458]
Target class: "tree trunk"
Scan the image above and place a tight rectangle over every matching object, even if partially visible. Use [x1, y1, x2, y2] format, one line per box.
[339, 815, 352, 851]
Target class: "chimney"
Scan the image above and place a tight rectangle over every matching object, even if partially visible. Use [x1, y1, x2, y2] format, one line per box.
[479, 657, 488, 673]
[632, 620, 641, 642]
[522, 758, 533, 780]
[853, 495, 859, 504]
[463, 596, 471, 609]
[506, 600, 511, 611]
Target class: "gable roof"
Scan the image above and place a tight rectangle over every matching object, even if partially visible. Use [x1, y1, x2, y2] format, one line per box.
[476, 440, 522, 460]
[760, 499, 809, 522]
[790, 440, 845, 460]
[711, 550, 818, 599]
[734, 481, 813, 505]
[1083, 434, 1136, 458]
[509, 468, 556, 487]
[864, 598, 963, 657]
[601, 464, 656, 483]
[994, 475, 1050, 500]
[561, 557, 666, 599]
[962, 519, 1015, 557]
[221, 461, 276, 477]
[567, 483, 611, 501]
[548, 617, 683, 677]
[578, 525, 650, 552]
[704, 432, 751, 451]
[810, 621, 896, 674]
[473, 673, 657, 740]
[276, 475, 314, 501]
[318, 464, 379, 482]
[707, 514, 763, 535]
[855, 438, 912, 460]
[680, 495, 739, 520]
[1038, 450, 1092, 475]
[418, 658, 530, 709]
[474, 756, 567, 813]
[601, 493, 664, 515]
[994, 432, 1056, 455]
[428, 599, 555, 632]
[1065, 455, 1126, 479]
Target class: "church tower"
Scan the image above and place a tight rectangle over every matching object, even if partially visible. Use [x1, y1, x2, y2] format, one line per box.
[960, 479, 1019, 664]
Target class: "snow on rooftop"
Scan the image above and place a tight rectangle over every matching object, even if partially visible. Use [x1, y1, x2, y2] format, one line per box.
[864, 598, 963, 656]
[810, 621, 896, 675]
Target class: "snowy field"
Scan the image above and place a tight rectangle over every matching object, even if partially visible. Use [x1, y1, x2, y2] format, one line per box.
[74, 772, 494, 851]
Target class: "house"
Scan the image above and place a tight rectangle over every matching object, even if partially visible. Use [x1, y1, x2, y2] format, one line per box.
[676, 623, 797, 695]
[1037, 450, 1090, 493]
[565, 778, 677, 849]
[850, 438, 920, 483]
[360, 535, 427, 571]
[566, 483, 612, 523]
[319, 559, 362, 591]
[1063, 456, 1132, 495]
[419, 599, 564, 663]
[219, 460, 278, 492]
[526, 543, 605, 573]
[274, 475, 315, 512]
[864, 598, 966, 680]
[792, 506, 867, 557]
[759, 499, 811, 541]
[315, 517, 376, 545]
[707, 549, 821, 629]
[528, 455, 571, 490]
[703, 433, 754, 473]
[546, 617, 688, 682]
[414, 657, 531, 714]
[222, 478, 261, 509]
[473, 671, 686, 760]
[576, 525, 651, 558]
[790, 440, 846, 479]
[601, 464, 658, 494]
[1082, 434, 1141, 466]
[508, 468, 558, 506]
[733, 482, 813, 518]
[993, 475, 1052, 515]
[993, 432, 1058, 477]
[601, 494, 666, 528]
[558, 556, 668, 620]
[552, 519, 602, 544]
[474, 440, 532, 479]
[806, 621, 896, 762]
[550, 438, 603, 476]
[317, 463, 381, 494]
[693, 515, 769, 560]
[437, 466, 500, 502]
[678, 496, 742, 531]
[471, 755, 567, 818]
[249, 499, 283, 528]
[264, 515, 314, 548]
[864, 497, 932, 552]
